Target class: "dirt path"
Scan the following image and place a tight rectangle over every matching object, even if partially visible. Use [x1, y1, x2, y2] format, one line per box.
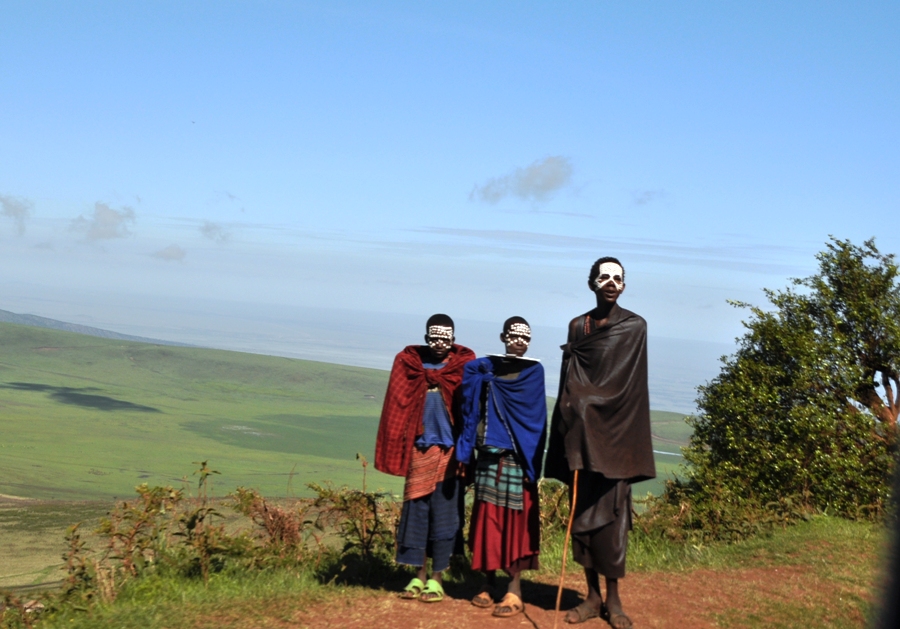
[290, 566, 871, 629]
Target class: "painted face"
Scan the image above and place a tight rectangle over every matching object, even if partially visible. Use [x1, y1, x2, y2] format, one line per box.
[502, 322, 531, 357]
[594, 262, 624, 293]
[426, 325, 454, 354]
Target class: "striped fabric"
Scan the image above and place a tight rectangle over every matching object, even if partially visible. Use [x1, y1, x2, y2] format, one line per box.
[474, 448, 524, 511]
[403, 445, 456, 501]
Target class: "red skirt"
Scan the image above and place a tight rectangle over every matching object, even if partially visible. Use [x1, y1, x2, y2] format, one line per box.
[468, 481, 540, 572]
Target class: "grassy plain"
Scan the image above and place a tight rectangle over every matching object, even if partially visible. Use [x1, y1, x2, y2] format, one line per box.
[1, 321, 690, 503]
[0, 321, 398, 501]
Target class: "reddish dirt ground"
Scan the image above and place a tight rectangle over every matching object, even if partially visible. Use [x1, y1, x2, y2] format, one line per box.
[290, 566, 871, 629]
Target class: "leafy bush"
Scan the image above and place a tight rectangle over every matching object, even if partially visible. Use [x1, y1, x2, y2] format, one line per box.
[650, 238, 899, 540]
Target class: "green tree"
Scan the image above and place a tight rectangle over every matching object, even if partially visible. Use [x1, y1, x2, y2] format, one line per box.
[684, 238, 898, 520]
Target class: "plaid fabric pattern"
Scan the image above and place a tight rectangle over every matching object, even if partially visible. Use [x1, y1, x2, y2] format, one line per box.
[374, 344, 475, 477]
[474, 448, 525, 511]
[403, 445, 456, 501]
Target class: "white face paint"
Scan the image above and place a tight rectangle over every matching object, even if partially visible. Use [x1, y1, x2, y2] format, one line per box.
[503, 322, 531, 356]
[594, 262, 624, 292]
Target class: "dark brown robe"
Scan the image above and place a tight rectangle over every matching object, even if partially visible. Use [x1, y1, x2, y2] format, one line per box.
[545, 304, 656, 577]
[545, 303, 656, 484]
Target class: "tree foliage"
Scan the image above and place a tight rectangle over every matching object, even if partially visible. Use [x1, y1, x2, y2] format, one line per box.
[682, 237, 898, 522]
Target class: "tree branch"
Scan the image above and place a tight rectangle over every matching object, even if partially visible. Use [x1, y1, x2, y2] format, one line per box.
[856, 384, 893, 423]
[882, 371, 899, 423]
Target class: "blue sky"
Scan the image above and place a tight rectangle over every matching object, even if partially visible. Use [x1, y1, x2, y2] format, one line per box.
[2, 1, 898, 405]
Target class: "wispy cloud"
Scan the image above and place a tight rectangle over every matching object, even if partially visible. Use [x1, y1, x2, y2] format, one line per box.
[411, 227, 807, 275]
[470, 156, 573, 204]
[0, 194, 34, 235]
[200, 221, 230, 243]
[152, 244, 186, 261]
[70, 202, 136, 240]
[631, 189, 666, 206]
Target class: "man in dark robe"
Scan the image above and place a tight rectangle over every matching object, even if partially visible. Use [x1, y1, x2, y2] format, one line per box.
[375, 314, 475, 603]
[545, 257, 656, 628]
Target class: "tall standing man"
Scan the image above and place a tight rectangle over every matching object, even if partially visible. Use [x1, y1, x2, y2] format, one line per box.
[545, 257, 656, 628]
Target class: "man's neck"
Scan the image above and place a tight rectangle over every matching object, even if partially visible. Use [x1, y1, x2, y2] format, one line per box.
[590, 299, 617, 326]
[424, 349, 451, 364]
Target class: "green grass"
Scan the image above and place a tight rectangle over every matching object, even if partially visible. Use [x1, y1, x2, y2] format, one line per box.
[1, 321, 687, 503]
[0, 321, 398, 501]
[30, 568, 331, 629]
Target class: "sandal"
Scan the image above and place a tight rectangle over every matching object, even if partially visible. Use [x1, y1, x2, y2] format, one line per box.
[472, 589, 494, 608]
[609, 611, 633, 629]
[565, 601, 601, 624]
[399, 577, 425, 600]
[419, 578, 444, 603]
[492, 592, 524, 618]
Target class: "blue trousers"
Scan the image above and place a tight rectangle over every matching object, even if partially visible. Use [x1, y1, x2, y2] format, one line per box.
[395, 478, 463, 572]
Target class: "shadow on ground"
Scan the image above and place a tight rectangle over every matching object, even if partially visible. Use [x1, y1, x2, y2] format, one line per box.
[1, 382, 161, 413]
[327, 553, 584, 613]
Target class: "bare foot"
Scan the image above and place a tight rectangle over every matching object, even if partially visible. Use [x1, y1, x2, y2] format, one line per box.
[565, 601, 601, 624]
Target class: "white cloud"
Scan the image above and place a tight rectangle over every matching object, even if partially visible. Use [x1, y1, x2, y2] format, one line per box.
[631, 189, 666, 206]
[470, 156, 573, 204]
[70, 202, 136, 240]
[152, 244, 186, 261]
[0, 194, 34, 235]
[200, 221, 230, 243]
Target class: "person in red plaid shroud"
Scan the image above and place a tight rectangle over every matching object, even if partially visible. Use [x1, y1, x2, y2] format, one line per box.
[374, 314, 475, 603]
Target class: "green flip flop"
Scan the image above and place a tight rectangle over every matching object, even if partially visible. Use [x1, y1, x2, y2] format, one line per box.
[399, 577, 425, 600]
[419, 578, 444, 603]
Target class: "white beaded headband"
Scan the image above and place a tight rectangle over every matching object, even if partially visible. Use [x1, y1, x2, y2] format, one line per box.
[506, 323, 531, 338]
[427, 325, 454, 341]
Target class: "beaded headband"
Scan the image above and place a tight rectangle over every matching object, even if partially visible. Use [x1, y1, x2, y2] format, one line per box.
[427, 325, 454, 341]
[506, 323, 531, 338]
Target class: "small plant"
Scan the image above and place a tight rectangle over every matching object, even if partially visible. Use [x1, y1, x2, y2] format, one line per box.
[171, 461, 246, 583]
[0, 592, 37, 629]
[538, 478, 570, 537]
[306, 456, 401, 582]
[230, 487, 325, 567]
[307, 482, 399, 562]
[96, 484, 184, 579]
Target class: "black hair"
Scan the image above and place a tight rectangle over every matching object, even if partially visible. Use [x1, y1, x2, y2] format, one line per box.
[502, 316, 530, 334]
[426, 313, 454, 331]
[588, 256, 625, 286]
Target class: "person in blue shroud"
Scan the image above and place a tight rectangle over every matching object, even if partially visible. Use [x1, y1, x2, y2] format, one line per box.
[456, 316, 547, 618]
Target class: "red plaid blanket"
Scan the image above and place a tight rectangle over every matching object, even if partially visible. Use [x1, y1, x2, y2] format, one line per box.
[374, 344, 475, 477]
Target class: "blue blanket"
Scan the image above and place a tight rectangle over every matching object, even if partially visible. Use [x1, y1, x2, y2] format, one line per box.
[457, 357, 547, 483]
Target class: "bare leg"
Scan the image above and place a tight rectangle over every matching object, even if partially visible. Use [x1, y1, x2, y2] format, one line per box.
[604, 578, 632, 629]
[491, 566, 522, 614]
[604, 577, 621, 614]
[506, 566, 522, 598]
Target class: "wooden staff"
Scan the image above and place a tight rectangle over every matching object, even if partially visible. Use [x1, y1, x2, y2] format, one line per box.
[553, 468, 579, 629]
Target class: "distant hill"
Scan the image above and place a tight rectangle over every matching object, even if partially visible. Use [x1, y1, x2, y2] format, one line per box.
[0, 309, 191, 347]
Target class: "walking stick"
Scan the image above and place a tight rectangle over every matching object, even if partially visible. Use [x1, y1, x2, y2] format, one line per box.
[553, 468, 579, 629]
